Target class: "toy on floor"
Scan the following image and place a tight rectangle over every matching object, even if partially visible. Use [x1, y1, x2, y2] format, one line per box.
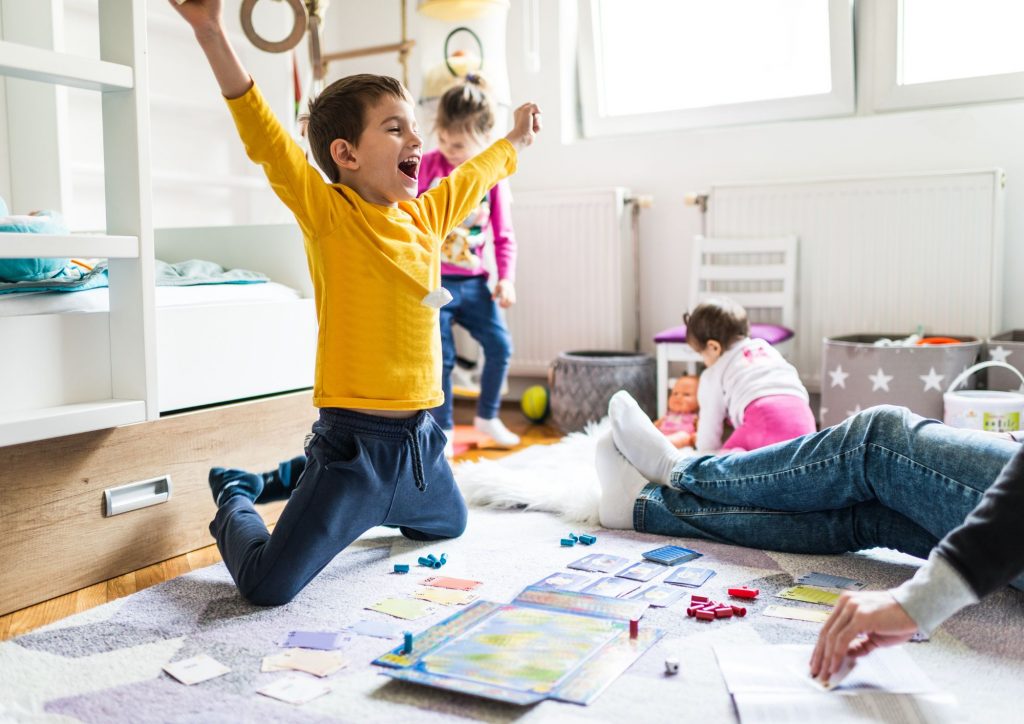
[654, 375, 699, 448]
[521, 384, 550, 423]
[686, 594, 747, 620]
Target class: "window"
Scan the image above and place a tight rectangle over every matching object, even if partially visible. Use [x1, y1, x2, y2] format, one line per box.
[872, 0, 1024, 111]
[576, 0, 854, 137]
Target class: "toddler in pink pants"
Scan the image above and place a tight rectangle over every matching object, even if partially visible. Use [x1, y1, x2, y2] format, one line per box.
[683, 298, 815, 453]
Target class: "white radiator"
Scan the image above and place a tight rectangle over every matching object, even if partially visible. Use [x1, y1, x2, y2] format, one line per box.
[506, 187, 635, 376]
[707, 170, 1005, 390]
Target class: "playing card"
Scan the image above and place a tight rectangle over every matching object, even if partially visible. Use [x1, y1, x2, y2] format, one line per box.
[163, 654, 230, 685]
[280, 630, 348, 650]
[262, 648, 347, 677]
[530, 571, 594, 591]
[567, 553, 630, 573]
[777, 585, 841, 606]
[796, 572, 866, 590]
[257, 675, 332, 705]
[616, 561, 667, 582]
[420, 576, 482, 591]
[366, 597, 435, 620]
[664, 566, 716, 588]
[762, 605, 830, 623]
[581, 576, 641, 598]
[413, 587, 477, 605]
[628, 584, 688, 607]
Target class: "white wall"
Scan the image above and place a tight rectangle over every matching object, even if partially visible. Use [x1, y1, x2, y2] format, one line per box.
[317, 1, 1024, 353]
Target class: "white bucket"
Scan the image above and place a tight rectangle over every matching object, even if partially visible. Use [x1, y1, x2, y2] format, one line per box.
[943, 361, 1024, 432]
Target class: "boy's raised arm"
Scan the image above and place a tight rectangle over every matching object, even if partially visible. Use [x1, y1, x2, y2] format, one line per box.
[169, 0, 252, 99]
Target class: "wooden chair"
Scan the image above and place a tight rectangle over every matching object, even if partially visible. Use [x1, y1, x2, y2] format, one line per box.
[654, 235, 798, 417]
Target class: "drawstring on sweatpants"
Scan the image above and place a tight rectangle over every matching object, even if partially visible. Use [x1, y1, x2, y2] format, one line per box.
[405, 428, 427, 491]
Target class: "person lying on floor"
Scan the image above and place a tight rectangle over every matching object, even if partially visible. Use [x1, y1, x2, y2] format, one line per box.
[597, 392, 1024, 655]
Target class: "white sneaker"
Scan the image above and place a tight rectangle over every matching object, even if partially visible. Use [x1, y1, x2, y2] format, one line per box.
[474, 416, 521, 448]
[442, 428, 455, 459]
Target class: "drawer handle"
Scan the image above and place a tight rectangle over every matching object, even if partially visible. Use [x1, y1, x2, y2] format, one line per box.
[104, 476, 173, 517]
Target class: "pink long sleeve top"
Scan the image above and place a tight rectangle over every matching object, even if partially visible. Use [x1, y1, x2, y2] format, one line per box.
[417, 148, 517, 282]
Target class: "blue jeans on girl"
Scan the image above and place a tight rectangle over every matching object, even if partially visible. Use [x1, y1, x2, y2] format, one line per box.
[635, 405, 1024, 589]
[432, 274, 513, 429]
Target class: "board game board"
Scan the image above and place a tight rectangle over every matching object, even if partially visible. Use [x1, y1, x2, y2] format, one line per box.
[373, 586, 664, 705]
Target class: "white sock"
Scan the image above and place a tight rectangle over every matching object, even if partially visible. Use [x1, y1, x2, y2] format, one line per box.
[595, 431, 651, 529]
[474, 416, 520, 448]
[609, 390, 686, 485]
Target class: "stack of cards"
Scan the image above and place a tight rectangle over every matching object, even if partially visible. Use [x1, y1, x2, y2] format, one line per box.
[664, 567, 716, 588]
[413, 588, 478, 606]
[582, 577, 640, 598]
[530, 571, 594, 591]
[567, 554, 630, 574]
[280, 630, 350, 650]
[629, 584, 688, 607]
[366, 598, 435, 620]
[615, 561, 666, 582]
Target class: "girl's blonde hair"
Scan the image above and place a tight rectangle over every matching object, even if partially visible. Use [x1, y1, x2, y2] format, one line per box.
[435, 74, 495, 139]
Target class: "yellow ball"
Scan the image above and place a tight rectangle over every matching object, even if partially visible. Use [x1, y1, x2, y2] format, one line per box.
[521, 385, 549, 423]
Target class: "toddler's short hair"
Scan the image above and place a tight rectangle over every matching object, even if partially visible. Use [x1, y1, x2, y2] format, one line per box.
[303, 74, 411, 183]
[684, 298, 749, 351]
[435, 75, 495, 139]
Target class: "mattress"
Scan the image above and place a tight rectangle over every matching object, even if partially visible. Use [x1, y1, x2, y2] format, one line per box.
[0, 281, 301, 317]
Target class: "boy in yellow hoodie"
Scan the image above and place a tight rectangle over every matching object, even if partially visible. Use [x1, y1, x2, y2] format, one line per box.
[171, 0, 541, 605]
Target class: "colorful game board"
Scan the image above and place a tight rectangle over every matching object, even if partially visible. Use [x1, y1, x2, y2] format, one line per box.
[373, 586, 663, 705]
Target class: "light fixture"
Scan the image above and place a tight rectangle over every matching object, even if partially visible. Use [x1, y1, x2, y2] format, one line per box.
[417, 0, 509, 21]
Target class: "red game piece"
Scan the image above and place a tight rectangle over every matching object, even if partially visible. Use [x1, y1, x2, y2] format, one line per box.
[629, 619, 639, 638]
[687, 607, 697, 617]
[728, 586, 759, 599]
[691, 595, 709, 603]
[695, 610, 715, 621]
[732, 605, 747, 617]
[714, 607, 734, 618]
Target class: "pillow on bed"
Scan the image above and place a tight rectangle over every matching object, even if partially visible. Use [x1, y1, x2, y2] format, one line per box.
[0, 210, 71, 282]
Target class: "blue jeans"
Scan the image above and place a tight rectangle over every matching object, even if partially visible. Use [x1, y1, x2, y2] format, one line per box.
[210, 409, 467, 606]
[636, 405, 1023, 586]
[431, 275, 512, 429]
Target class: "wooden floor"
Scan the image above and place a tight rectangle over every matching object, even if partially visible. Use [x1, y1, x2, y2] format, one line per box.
[0, 401, 561, 642]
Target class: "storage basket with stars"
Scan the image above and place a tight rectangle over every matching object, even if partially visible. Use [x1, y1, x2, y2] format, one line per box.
[819, 334, 981, 428]
[983, 331, 1024, 392]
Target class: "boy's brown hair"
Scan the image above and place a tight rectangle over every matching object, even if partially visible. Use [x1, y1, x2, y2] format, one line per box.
[303, 74, 411, 183]
[684, 298, 749, 351]
[435, 75, 495, 139]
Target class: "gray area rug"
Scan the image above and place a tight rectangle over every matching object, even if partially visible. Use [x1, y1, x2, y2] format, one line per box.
[2, 435, 1023, 722]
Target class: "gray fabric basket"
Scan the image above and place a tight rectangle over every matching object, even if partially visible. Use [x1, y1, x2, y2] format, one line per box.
[549, 351, 656, 434]
[984, 331, 1024, 392]
[820, 334, 981, 427]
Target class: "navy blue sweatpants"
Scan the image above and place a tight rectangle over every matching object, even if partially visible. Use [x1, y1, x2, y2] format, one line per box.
[209, 408, 467, 606]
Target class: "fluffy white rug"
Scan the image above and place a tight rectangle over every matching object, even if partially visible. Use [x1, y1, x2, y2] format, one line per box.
[453, 419, 607, 525]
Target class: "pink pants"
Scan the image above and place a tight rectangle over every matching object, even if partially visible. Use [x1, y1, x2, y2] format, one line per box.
[721, 395, 817, 452]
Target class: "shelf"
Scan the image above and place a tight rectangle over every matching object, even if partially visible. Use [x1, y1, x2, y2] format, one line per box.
[0, 399, 147, 448]
[0, 40, 133, 92]
[0, 233, 138, 259]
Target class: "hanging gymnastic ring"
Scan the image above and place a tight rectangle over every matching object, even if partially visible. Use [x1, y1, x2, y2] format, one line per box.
[443, 26, 484, 77]
[240, 0, 307, 54]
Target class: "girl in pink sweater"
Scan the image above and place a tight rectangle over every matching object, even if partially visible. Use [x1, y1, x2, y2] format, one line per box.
[420, 77, 520, 456]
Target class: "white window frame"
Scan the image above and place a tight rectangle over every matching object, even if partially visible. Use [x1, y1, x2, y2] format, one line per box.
[871, 0, 1024, 112]
[576, 0, 855, 138]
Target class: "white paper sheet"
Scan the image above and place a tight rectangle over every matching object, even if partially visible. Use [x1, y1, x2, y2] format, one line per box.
[732, 692, 959, 724]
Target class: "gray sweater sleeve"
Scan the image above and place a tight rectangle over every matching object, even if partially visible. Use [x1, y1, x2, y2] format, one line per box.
[891, 551, 978, 635]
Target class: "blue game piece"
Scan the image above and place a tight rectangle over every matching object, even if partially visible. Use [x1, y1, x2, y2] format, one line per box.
[560, 538, 576, 546]
[568, 532, 579, 541]
[426, 553, 438, 562]
[439, 553, 448, 565]
[417, 556, 434, 567]
[393, 564, 410, 574]
[578, 534, 597, 545]
[403, 631, 413, 654]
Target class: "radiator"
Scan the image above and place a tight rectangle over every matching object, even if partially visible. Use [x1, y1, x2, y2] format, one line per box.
[706, 170, 1006, 390]
[505, 187, 635, 376]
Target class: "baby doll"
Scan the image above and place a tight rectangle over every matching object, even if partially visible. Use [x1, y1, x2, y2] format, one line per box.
[654, 375, 699, 448]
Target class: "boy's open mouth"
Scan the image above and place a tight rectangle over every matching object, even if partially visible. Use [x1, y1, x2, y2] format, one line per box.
[399, 156, 419, 181]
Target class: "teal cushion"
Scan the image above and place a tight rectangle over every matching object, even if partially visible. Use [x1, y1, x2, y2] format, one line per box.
[0, 211, 71, 282]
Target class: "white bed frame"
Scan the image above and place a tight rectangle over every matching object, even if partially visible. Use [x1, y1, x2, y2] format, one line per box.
[0, 223, 316, 446]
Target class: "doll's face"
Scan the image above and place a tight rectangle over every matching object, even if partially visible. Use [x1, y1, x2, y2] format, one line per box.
[668, 376, 698, 413]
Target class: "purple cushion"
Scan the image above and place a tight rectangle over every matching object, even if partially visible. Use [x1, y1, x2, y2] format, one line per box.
[654, 322, 794, 345]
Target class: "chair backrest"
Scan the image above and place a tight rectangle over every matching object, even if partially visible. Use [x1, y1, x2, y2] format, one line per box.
[688, 235, 797, 330]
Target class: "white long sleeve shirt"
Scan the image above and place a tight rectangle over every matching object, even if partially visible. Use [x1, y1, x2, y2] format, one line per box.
[695, 337, 809, 452]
